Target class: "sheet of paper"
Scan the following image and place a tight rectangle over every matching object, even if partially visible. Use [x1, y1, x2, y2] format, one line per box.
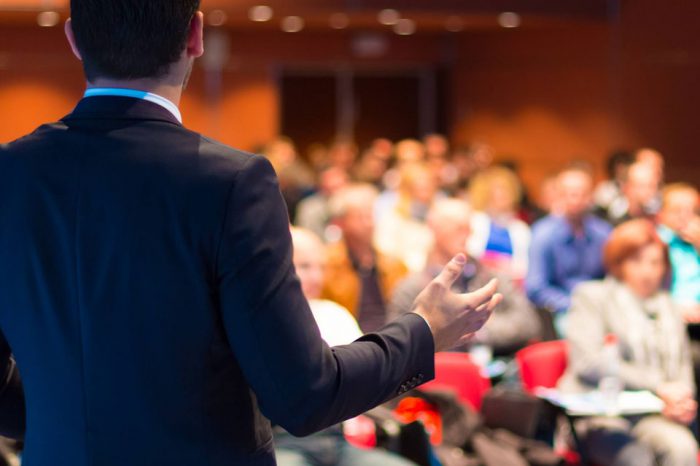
[534, 388, 664, 416]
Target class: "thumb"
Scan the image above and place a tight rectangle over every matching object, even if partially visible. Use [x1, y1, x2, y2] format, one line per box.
[433, 253, 467, 289]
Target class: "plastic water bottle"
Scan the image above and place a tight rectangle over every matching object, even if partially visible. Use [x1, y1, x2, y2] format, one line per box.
[598, 333, 622, 415]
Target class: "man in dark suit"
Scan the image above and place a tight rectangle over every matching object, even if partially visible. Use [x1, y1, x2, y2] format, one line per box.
[0, 1, 500, 465]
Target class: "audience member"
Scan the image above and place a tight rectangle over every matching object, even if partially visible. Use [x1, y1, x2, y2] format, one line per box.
[536, 173, 563, 217]
[328, 139, 359, 172]
[498, 160, 544, 225]
[374, 138, 426, 219]
[353, 146, 391, 189]
[449, 142, 494, 193]
[275, 228, 416, 466]
[374, 163, 438, 272]
[598, 159, 662, 226]
[423, 133, 450, 161]
[466, 166, 530, 282]
[594, 149, 635, 215]
[559, 219, 698, 466]
[636, 147, 665, 183]
[306, 142, 330, 172]
[657, 183, 700, 406]
[394, 138, 426, 166]
[295, 166, 349, 240]
[322, 184, 408, 333]
[264, 136, 316, 221]
[290, 227, 362, 347]
[423, 133, 458, 191]
[657, 183, 700, 313]
[389, 198, 541, 355]
[526, 167, 612, 334]
[380, 138, 426, 192]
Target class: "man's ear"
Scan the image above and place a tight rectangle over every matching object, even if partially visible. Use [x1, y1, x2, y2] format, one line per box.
[64, 18, 83, 60]
[186, 11, 205, 58]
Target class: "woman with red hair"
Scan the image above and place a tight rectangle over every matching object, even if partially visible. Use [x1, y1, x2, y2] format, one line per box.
[558, 219, 698, 466]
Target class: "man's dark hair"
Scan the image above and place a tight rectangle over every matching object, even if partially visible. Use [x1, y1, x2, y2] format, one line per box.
[606, 149, 634, 180]
[70, 0, 200, 81]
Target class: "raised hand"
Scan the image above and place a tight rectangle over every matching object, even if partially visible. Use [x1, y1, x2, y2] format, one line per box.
[411, 253, 502, 352]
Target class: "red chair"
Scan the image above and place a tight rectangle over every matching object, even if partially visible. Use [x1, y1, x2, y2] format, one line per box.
[517, 341, 584, 464]
[346, 353, 490, 449]
[516, 340, 568, 393]
[421, 352, 491, 411]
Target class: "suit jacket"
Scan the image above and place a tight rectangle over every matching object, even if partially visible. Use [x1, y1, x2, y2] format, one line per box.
[0, 96, 434, 466]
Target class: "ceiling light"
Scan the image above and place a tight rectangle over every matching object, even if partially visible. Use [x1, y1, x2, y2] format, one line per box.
[249, 5, 273, 22]
[393, 18, 416, 36]
[445, 16, 464, 33]
[329, 13, 350, 30]
[37, 11, 60, 27]
[498, 12, 521, 28]
[378, 9, 400, 26]
[208, 9, 227, 27]
[281, 16, 305, 33]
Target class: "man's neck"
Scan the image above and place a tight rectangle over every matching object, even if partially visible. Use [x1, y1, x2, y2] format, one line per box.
[87, 78, 183, 106]
[566, 214, 586, 236]
[345, 239, 374, 268]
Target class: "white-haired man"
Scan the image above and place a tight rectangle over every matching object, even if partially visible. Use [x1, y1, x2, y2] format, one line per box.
[390, 198, 540, 355]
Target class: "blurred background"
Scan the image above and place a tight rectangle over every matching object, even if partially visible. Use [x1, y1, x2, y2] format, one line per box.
[1, 0, 699, 194]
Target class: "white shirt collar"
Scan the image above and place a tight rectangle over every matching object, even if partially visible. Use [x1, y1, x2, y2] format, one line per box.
[83, 87, 182, 123]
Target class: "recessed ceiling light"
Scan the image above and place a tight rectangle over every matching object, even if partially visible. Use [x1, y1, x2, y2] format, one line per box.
[445, 16, 464, 32]
[378, 9, 400, 26]
[208, 9, 227, 27]
[249, 5, 274, 22]
[498, 12, 521, 28]
[281, 16, 305, 33]
[394, 18, 416, 36]
[329, 12, 350, 30]
[37, 11, 60, 27]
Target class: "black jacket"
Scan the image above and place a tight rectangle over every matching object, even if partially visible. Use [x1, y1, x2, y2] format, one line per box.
[0, 96, 434, 466]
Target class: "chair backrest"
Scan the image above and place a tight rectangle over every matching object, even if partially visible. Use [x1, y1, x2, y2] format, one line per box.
[516, 340, 568, 393]
[421, 352, 491, 411]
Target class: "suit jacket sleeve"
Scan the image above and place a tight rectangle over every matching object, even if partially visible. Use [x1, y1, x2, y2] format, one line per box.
[215, 154, 435, 437]
[0, 330, 24, 439]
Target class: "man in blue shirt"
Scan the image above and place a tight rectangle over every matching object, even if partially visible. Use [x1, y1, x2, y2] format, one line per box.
[526, 166, 612, 335]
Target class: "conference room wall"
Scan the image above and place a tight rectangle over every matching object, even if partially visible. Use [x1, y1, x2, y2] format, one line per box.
[0, 0, 697, 197]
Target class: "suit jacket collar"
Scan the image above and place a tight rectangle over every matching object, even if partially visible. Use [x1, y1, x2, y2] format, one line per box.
[62, 96, 183, 127]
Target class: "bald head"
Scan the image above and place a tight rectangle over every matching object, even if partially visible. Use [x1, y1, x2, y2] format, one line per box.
[635, 148, 664, 178]
[395, 139, 426, 165]
[290, 227, 326, 300]
[625, 162, 661, 211]
[427, 198, 472, 262]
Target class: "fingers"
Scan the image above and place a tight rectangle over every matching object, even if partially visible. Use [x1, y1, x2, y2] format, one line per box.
[458, 279, 499, 310]
[476, 293, 502, 314]
[433, 253, 467, 289]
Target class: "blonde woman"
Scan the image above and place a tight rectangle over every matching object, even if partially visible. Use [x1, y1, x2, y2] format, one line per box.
[374, 163, 438, 272]
[466, 166, 530, 282]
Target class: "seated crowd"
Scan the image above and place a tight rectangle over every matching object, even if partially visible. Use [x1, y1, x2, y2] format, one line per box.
[264, 135, 700, 466]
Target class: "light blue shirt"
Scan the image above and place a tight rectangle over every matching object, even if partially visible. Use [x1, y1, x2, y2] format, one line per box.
[83, 88, 182, 123]
[658, 224, 700, 305]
